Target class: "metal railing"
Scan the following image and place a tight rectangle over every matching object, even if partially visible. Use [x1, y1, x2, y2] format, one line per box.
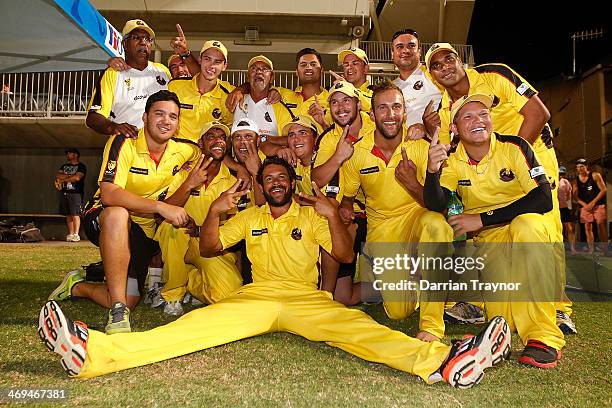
[360, 41, 475, 66]
[0, 69, 398, 117]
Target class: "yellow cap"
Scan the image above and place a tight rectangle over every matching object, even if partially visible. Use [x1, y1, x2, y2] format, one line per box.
[450, 93, 494, 123]
[328, 81, 360, 99]
[200, 40, 228, 61]
[247, 55, 274, 70]
[167, 54, 181, 67]
[122, 19, 155, 39]
[282, 115, 318, 136]
[425, 42, 458, 70]
[200, 121, 230, 137]
[338, 47, 369, 65]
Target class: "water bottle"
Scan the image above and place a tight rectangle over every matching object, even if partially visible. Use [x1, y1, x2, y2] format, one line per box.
[447, 191, 466, 241]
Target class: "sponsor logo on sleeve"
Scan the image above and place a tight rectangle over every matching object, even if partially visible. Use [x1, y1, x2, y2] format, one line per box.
[529, 166, 545, 179]
[516, 82, 530, 95]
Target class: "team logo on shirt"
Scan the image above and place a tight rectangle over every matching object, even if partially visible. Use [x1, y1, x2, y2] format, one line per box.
[291, 228, 302, 240]
[212, 108, 222, 119]
[413, 80, 423, 90]
[264, 112, 272, 122]
[158, 188, 169, 201]
[499, 168, 515, 182]
[107, 160, 117, 171]
[124, 78, 132, 89]
[156, 76, 167, 86]
[172, 165, 180, 175]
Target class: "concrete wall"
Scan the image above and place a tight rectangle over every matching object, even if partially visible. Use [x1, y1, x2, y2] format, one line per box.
[0, 148, 102, 214]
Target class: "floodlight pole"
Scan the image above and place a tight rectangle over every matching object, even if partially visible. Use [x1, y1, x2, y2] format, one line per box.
[571, 29, 603, 77]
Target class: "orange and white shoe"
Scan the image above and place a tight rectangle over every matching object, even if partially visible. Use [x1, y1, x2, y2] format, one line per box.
[38, 301, 88, 376]
[440, 316, 511, 388]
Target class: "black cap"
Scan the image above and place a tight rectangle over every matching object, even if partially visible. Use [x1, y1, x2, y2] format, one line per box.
[65, 147, 80, 156]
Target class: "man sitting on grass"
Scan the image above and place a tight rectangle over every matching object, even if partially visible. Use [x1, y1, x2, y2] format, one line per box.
[39, 157, 510, 389]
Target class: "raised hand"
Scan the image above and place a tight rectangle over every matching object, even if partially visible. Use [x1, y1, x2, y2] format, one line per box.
[329, 70, 345, 85]
[308, 93, 327, 128]
[333, 125, 359, 164]
[422, 99, 441, 136]
[170, 24, 189, 55]
[299, 182, 340, 220]
[210, 179, 250, 214]
[185, 155, 214, 190]
[427, 127, 450, 173]
[395, 147, 419, 189]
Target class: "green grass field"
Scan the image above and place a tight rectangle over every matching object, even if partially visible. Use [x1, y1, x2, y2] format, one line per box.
[1, 243, 610, 407]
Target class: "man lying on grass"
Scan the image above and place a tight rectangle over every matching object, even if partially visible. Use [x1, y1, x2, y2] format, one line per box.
[39, 157, 510, 389]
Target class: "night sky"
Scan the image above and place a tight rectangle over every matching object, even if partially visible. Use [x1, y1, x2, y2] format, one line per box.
[467, 1, 611, 82]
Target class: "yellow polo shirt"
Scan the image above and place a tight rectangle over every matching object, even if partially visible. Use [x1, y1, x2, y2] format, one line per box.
[90, 129, 199, 238]
[295, 160, 313, 195]
[357, 82, 373, 112]
[438, 64, 543, 147]
[313, 112, 375, 212]
[439, 132, 548, 214]
[218, 201, 333, 288]
[276, 86, 330, 131]
[342, 131, 429, 225]
[168, 74, 235, 141]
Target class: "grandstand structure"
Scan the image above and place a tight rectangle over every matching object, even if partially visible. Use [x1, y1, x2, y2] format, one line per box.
[0, 0, 609, 224]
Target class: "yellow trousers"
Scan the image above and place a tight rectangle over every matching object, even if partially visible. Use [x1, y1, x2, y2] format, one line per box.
[365, 206, 454, 338]
[474, 213, 565, 350]
[78, 281, 450, 380]
[155, 223, 242, 304]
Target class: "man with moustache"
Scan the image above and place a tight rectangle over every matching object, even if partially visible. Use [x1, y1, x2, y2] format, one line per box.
[340, 82, 454, 342]
[424, 93, 565, 368]
[87, 19, 170, 138]
[390, 28, 442, 128]
[48, 90, 199, 333]
[153, 122, 244, 316]
[311, 81, 375, 305]
[40, 157, 511, 390]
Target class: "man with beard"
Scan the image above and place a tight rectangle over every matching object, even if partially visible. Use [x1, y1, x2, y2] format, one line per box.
[40, 157, 511, 390]
[424, 93, 565, 368]
[153, 122, 244, 316]
[340, 81, 454, 342]
[168, 40, 235, 141]
[311, 81, 375, 305]
[390, 28, 442, 128]
[48, 90, 198, 333]
[87, 20, 170, 138]
[425, 42, 574, 329]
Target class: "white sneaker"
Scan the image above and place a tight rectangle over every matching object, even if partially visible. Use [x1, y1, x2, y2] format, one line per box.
[72, 234, 81, 242]
[66, 234, 76, 242]
[163, 300, 184, 316]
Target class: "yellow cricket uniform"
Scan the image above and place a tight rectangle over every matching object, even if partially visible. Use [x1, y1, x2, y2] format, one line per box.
[313, 112, 375, 212]
[357, 82, 373, 112]
[439, 132, 565, 350]
[77, 200, 450, 380]
[87, 62, 170, 129]
[342, 132, 453, 336]
[294, 160, 314, 195]
[168, 75, 235, 141]
[87, 129, 199, 238]
[155, 163, 243, 304]
[277, 86, 330, 131]
[438, 63, 568, 313]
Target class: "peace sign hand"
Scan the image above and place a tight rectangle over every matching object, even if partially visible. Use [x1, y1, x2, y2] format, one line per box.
[210, 179, 250, 214]
[299, 182, 340, 220]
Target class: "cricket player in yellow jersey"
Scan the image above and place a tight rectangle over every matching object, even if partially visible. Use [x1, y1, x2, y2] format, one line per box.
[168, 40, 235, 141]
[424, 93, 565, 368]
[48, 91, 199, 334]
[40, 157, 511, 389]
[86, 20, 170, 138]
[425, 43, 573, 326]
[340, 82, 454, 342]
[335, 47, 373, 112]
[284, 115, 319, 195]
[153, 122, 244, 316]
[311, 81, 375, 306]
